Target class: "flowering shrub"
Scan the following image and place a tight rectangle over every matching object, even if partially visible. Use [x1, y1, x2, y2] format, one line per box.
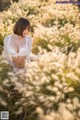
[0, 48, 80, 120]
[33, 23, 80, 54]
[0, 0, 80, 54]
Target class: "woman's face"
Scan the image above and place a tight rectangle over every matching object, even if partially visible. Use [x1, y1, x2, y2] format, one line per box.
[22, 28, 29, 37]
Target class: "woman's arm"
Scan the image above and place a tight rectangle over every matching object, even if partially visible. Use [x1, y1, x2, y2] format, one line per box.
[28, 36, 39, 61]
[3, 36, 14, 67]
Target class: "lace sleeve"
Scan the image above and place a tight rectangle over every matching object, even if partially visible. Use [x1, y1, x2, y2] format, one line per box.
[3, 36, 14, 66]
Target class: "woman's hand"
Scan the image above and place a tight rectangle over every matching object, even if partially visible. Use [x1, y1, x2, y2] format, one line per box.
[12, 56, 26, 68]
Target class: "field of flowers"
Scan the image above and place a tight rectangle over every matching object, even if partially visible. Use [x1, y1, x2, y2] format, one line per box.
[0, 0, 80, 120]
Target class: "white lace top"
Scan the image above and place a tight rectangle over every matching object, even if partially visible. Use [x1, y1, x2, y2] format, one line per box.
[3, 34, 38, 69]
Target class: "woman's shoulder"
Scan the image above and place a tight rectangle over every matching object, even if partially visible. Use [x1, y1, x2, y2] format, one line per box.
[4, 34, 12, 39]
[4, 34, 12, 44]
[25, 35, 33, 42]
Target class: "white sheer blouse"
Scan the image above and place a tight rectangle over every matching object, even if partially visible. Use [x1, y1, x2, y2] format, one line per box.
[3, 34, 38, 69]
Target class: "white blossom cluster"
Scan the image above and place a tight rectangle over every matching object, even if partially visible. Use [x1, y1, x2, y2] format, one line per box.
[0, 48, 80, 119]
[0, 0, 80, 54]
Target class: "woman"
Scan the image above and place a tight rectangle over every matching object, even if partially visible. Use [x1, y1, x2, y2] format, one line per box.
[3, 17, 39, 72]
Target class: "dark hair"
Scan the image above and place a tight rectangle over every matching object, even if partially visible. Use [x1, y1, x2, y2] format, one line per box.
[13, 17, 30, 37]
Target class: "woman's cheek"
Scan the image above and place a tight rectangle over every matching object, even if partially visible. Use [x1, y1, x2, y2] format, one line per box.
[23, 30, 29, 36]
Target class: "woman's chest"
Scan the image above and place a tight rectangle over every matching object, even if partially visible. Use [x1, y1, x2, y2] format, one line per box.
[10, 38, 26, 53]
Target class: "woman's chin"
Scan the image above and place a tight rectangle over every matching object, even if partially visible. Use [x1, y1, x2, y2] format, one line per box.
[23, 34, 26, 37]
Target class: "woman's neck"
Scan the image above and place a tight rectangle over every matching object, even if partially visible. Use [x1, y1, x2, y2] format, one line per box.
[12, 33, 25, 41]
[18, 35, 24, 40]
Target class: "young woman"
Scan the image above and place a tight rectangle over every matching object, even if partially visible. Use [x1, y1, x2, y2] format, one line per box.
[3, 17, 39, 72]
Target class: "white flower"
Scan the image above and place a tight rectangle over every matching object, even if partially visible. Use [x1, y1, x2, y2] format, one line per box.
[78, 111, 80, 117]
[15, 107, 23, 115]
[68, 87, 74, 92]
[25, 91, 33, 97]
[8, 72, 15, 76]
[52, 87, 58, 93]
[66, 103, 74, 111]
[72, 97, 79, 109]
[0, 98, 7, 106]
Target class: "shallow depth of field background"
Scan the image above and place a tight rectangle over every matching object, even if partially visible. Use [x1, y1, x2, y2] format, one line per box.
[0, 0, 80, 120]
